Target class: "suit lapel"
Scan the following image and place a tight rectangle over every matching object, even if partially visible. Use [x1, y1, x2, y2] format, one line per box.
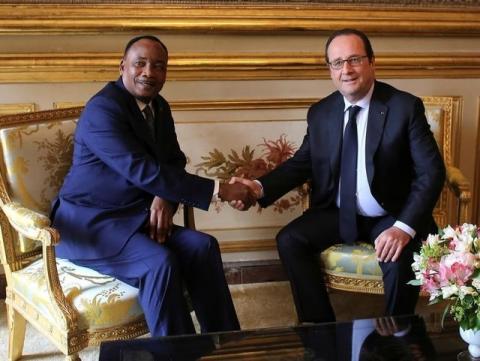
[115, 79, 160, 154]
[328, 95, 346, 181]
[365, 93, 387, 185]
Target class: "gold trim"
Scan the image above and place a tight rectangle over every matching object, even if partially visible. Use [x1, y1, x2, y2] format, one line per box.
[2, 53, 480, 83]
[53, 102, 84, 109]
[0, 107, 83, 127]
[219, 239, 276, 253]
[0, 273, 5, 299]
[0, 4, 479, 36]
[323, 273, 385, 294]
[474, 98, 480, 225]
[0, 103, 36, 116]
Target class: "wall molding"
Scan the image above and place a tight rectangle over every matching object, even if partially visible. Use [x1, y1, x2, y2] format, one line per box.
[0, 103, 36, 115]
[0, 4, 479, 36]
[2, 52, 480, 83]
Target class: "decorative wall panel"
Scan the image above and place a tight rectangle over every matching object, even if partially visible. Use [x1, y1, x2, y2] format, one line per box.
[1, 53, 480, 83]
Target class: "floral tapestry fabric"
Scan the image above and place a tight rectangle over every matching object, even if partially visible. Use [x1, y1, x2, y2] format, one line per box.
[12, 258, 143, 330]
[0, 119, 76, 251]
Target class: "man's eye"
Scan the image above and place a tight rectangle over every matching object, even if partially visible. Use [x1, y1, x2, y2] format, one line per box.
[332, 60, 343, 68]
[134, 61, 145, 67]
[349, 57, 361, 64]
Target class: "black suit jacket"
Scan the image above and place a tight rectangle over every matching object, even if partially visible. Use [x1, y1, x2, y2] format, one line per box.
[258, 81, 445, 237]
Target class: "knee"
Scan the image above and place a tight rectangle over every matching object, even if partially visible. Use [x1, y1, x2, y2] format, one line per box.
[276, 226, 294, 255]
[381, 257, 412, 279]
[190, 232, 219, 258]
[150, 249, 179, 275]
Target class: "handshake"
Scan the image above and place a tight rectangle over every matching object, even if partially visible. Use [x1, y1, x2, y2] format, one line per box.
[218, 177, 262, 211]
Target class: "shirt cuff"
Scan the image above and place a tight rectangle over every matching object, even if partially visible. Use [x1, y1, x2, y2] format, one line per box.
[394, 221, 416, 239]
[253, 180, 265, 198]
[212, 180, 221, 202]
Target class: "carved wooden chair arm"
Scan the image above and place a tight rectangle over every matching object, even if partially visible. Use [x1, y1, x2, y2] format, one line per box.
[1, 201, 79, 330]
[2, 202, 53, 243]
[183, 205, 196, 230]
[445, 165, 471, 224]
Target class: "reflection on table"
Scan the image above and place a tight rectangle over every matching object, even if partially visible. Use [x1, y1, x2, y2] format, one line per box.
[99, 314, 465, 361]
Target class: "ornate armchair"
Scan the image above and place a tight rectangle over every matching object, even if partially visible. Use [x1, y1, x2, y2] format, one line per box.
[0, 107, 194, 361]
[305, 96, 471, 295]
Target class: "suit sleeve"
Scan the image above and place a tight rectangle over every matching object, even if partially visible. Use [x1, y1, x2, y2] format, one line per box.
[258, 126, 313, 207]
[81, 97, 214, 210]
[396, 97, 445, 231]
[161, 100, 187, 169]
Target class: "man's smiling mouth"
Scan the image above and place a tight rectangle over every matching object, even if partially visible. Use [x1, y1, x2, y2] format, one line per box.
[137, 80, 155, 87]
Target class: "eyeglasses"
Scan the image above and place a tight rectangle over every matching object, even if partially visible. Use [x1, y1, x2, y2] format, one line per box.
[327, 56, 369, 70]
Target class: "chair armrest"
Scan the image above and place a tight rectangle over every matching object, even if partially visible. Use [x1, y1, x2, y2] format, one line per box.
[445, 165, 471, 224]
[183, 205, 196, 230]
[2, 202, 56, 244]
[300, 182, 311, 212]
[1, 201, 78, 329]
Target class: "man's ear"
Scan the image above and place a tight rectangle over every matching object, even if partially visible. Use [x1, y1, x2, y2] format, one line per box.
[119, 59, 125, 75]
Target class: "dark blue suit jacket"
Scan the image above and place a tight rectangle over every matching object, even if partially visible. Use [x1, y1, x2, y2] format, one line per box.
[51, 78, 214, 260]
[258, 81, 445, 237]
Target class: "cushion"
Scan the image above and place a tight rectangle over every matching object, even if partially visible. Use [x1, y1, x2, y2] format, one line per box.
[11, 258, 144, 330]
[320, 242, 382, 279]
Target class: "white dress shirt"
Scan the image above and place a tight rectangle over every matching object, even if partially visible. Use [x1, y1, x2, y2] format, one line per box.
[337, 84, 415, 238]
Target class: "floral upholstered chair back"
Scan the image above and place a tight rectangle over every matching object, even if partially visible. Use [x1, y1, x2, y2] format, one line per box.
[0, 107, 82, 252]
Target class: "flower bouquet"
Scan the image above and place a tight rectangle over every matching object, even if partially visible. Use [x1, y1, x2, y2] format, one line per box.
[410, 223, 480, 331]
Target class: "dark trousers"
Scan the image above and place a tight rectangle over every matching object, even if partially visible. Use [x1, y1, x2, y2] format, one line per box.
[74, 225, 240, 336]
[276, 207, 420, 323]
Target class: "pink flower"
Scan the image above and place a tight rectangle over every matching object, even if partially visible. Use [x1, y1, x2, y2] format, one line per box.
[438, 252, 475, 287]
[450, 262, 474, 285]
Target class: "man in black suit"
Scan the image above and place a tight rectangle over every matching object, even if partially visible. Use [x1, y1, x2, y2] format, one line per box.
[230, 28, 445, 323]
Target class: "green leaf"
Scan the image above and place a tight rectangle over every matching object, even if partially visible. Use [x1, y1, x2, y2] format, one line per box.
[407, 279, 422, 286]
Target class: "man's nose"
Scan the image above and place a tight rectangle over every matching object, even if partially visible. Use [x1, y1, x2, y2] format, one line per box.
[142, 64, 153, 76]
[342, 60, 354, 71]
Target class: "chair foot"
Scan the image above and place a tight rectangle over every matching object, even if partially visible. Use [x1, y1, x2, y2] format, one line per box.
[7, 304, 26, 361]
[65, 354, 81, 361]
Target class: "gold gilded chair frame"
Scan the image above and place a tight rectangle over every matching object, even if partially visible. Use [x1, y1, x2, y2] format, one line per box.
[0, 107, 189, 361]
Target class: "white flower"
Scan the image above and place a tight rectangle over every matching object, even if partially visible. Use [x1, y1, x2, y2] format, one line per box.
[471, 276, 480, 291]
[441, 284, 459, 299]
[426, 233, 440, 247]
[442, 251, 476, 269]
[443, 225, 458, 240]
[459, 286, 478, 297]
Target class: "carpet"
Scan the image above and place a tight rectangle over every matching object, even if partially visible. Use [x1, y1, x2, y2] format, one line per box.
[0, 282, 297, 360]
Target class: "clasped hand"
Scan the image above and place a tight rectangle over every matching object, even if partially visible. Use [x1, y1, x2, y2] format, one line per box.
[148, 196, 174, 244]
[218, 177, 261, 211]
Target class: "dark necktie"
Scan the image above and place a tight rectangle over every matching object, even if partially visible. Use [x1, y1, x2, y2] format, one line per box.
[339, 105, 361, 245]
[143, 105, 156, 138]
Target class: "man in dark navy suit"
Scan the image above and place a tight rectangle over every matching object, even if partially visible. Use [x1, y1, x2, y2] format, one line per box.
[230, 29, 445, 324]
[51, 35, 254, 336]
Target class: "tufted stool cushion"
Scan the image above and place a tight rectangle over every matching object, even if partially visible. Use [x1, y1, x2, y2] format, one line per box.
[11, 258, 144, 330]
[320, 242, 384, 293]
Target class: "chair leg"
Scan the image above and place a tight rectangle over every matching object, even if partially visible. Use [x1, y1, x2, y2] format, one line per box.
[7, 305, 26, 361]
[65, 354, 81, 361]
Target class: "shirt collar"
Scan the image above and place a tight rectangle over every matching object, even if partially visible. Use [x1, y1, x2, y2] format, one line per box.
[343, 82, 375, 112]
[135, 98, 153, 113]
